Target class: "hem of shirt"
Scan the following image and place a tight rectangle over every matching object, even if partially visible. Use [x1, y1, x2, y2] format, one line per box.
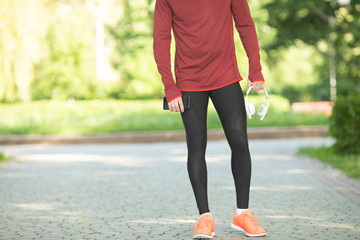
[167, 94, 182, 103]
[179, 78, 243, 92]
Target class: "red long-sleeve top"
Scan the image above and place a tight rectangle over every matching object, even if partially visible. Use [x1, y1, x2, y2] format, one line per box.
[153, 0, 264, 103]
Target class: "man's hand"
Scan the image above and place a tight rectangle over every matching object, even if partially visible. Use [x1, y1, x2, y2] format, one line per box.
[247, 79, 265, 91]
[169, 96, 184, 113]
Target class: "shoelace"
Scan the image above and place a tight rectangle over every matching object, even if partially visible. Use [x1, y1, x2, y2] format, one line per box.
[192, 216, 214, 230]
[243, 212, 260, 226]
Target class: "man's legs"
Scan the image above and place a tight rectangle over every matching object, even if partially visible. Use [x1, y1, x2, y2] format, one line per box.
[209, 82, 251, 209]
[182, 83, 265, 237]
[180, 91, 210, 215]
[210, 82, 266, 236]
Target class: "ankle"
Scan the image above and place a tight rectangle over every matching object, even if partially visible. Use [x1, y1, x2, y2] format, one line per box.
[236, 208, 249, 215]
[200, 212, 212, 218]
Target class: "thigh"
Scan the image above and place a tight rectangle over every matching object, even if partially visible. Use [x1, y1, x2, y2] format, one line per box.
[180, 91, 209, 150]
[209, 82, 247, 138]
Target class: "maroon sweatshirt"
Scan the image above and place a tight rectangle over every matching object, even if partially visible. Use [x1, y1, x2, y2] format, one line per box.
[153, 0, 264, 102]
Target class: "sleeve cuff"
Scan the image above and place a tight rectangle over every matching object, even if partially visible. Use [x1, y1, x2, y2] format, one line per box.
[249, 70, 264, 82]
[165, 86, 182, 103]
[166, 94, 182, 103]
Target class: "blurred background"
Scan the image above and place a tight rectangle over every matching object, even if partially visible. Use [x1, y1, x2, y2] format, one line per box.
[0, 0, 359, 102]
[0, 0, 359, 158]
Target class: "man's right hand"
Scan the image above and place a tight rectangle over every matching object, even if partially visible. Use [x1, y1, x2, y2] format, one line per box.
[169, 96, 184, 113]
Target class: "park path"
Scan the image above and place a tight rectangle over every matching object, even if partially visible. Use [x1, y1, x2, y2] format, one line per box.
[0, 137, 359, 240]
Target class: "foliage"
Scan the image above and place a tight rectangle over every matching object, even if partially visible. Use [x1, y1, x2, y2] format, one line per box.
[0, 0, 46, 102]
[246, 94, 290, 113]
[2, 0, 355, 102]
[107, 0, 163, 99]
[298, 146, 360, 179]
[0, 97, 328, 135]
[32, 2, 97, 100]
[0, 152, 10, 165]
[0, 0, 101, 102]
[330, 95, 360, 154]
[265, 0, 360, 100]
[265, 44, 326, 103]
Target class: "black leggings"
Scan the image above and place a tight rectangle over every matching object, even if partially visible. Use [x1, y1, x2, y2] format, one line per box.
[180, 82, 251, 215]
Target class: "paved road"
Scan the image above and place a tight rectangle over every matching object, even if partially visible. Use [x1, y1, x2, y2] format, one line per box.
[0, 138, 359, 240]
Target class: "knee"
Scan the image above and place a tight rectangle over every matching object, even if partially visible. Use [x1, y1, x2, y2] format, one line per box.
[187, 138, 206, 158]
[186, 122, 206, 143]
[186, 134, 206, 161]
[226, 128, 249, 151]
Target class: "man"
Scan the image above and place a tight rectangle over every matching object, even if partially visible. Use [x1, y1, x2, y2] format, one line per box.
[153, 0, 267, 238]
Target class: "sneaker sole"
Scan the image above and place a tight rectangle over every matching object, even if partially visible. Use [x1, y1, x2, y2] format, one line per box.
[193, 232, 216, 239]
[231, 224, 266, 237]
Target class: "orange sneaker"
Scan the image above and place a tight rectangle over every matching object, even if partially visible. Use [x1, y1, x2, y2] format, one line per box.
[231, 210, 267, 237]
[192, 213, 216, 239]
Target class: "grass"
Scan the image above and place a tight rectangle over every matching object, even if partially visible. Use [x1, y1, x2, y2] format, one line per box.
[298, 146, 360, 178]
[0, 152, 10, 165]
[0, 99, 329, 135]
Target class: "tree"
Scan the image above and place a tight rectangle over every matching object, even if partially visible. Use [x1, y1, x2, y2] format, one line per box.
[0, 0, 46, 102]
[108, 0, 164, 99]
[32, 1, 97, 100]
[0, 0, 101, 102]
[265, 0, 360, 100]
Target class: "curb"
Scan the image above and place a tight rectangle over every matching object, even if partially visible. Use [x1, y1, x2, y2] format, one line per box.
[0, 126, 329, 145]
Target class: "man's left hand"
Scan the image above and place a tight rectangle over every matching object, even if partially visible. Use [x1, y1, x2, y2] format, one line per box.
[247, 79, 265, 91]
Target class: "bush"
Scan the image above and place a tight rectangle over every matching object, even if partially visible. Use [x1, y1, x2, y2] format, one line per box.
[0, 152, 10, 164]
[31, 8, 97, 101]
[330, 95, 360, 154]
[244, 94, 291, 114]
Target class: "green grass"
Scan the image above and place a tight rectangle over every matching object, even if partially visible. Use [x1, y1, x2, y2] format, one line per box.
[298, 146, 360, 178]
[0, 99, 329, 135]
[0, 152, 10, 165]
